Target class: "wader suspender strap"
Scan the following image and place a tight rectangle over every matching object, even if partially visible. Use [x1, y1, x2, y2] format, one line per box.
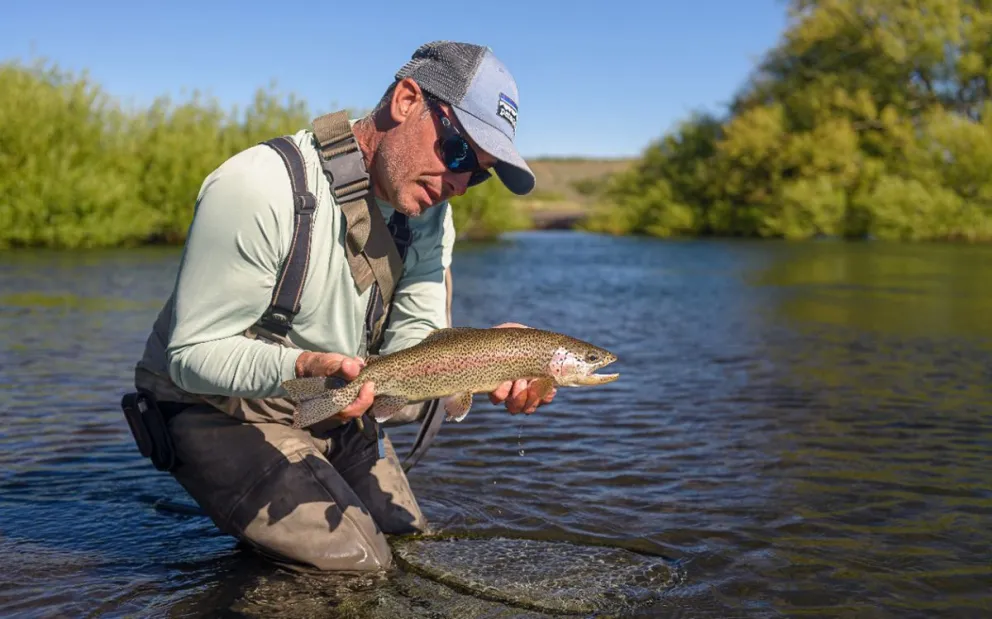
[257, 136, 317, 337]
[312, 112, 406, 357]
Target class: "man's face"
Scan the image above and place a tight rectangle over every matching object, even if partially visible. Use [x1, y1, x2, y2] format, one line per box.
[375, 80, 499, 217]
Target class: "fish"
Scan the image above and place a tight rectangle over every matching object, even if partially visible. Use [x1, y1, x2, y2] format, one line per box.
[281, 326, 620, 429]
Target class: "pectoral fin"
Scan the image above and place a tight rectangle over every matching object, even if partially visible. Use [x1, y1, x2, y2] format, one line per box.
[370, 395, 408, 423]
[443, 391, 474, 422]
[531, 377, 556, 400]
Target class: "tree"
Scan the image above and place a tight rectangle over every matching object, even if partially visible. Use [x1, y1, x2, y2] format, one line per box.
[585, 0, 992, 242]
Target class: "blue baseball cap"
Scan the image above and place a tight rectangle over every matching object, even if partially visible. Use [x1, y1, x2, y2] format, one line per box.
[395, 41, 536, 195]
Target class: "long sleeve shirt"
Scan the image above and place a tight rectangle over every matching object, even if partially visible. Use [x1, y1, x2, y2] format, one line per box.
[135, 128, 455, 400]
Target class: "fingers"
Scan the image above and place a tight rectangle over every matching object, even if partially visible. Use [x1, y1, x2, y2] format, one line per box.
[336, 356, 366, 380]
[491, 378, 558, 414]
[295, 352, 367, 379]
[337, 381, 375, 420]
[520, 388, 541, 414]
[489, 380, 512, 405]
[507, 378, 530, 413]
[493, 322, 530, 329]
[488, 378, 532, 410]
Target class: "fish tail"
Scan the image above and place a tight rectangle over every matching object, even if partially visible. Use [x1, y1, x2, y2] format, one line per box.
[282, 377, 361, 429]
[282, 376, 337, 401]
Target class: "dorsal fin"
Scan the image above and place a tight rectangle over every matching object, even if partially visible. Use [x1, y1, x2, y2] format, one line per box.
[419, 326, 479, 345]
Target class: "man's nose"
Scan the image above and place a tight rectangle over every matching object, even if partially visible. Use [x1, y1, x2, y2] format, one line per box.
[443, 170, 472, 198]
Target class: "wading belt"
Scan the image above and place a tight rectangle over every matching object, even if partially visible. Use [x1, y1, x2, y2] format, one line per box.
[256, 113, 445, 471]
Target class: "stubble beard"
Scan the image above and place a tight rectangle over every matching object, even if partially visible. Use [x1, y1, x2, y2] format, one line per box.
[376, 137, 425, 218]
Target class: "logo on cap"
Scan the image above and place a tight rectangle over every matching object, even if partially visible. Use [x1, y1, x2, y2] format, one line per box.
[497, 93, 518, 132]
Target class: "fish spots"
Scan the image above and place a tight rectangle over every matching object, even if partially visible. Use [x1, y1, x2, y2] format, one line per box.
[410, 350, 531, 377]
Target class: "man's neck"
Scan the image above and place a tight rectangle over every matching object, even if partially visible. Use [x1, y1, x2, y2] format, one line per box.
[352, 115, 386, 202]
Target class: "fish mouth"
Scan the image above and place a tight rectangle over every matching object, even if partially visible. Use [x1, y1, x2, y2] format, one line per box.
[571, 355, 619, 386]
[572, 372, 620, 386]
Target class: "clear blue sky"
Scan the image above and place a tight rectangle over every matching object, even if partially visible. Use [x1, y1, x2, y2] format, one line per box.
[0, 0, 788, 159]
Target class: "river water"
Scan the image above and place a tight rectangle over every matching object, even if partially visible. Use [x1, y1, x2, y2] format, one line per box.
[1, 231, 990, 618]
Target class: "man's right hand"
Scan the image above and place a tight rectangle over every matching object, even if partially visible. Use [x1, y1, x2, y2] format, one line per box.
[294, 351, 375, 420]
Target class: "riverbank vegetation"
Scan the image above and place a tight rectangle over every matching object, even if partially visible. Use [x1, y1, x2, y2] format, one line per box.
[0, 58, 540, 249]
[582, 0, 992, 242]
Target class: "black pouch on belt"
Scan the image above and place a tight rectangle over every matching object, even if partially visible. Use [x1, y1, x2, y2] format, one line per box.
[120, 389, 179, 472]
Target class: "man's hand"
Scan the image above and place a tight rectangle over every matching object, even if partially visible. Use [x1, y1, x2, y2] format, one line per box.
[488, 322, 558, 415]
[295, 351, 375, 420]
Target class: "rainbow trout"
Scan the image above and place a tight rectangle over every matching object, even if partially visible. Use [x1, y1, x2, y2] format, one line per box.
[281, 326, 619, 429]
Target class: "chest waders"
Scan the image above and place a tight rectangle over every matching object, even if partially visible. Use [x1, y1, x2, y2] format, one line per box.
[121, 110, 449, 475]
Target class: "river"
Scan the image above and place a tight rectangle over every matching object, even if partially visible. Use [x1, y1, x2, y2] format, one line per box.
[1, 231, 990, 618]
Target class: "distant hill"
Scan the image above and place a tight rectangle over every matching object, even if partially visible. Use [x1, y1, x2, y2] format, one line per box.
[517, 157, 634, 217]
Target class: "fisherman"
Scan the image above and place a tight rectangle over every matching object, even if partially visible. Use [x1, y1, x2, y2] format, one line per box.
[122, 41, 556, 572]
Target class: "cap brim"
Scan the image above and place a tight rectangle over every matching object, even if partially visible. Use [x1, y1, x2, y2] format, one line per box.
[451, 106, 535, 195]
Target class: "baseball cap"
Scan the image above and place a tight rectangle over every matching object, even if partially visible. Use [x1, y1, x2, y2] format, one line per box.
[394, 41, 535, 195]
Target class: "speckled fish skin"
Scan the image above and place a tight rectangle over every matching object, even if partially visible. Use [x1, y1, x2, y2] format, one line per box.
[281, 326, 619, 429]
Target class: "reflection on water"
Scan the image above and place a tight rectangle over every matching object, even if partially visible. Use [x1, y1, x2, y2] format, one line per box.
[1, 234, 990, 618]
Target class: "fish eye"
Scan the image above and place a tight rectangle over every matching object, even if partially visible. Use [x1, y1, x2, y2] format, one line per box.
[586, 353, 599, 362]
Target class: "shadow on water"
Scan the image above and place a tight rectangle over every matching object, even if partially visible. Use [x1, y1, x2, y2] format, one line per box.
[1, 233, 991, 618]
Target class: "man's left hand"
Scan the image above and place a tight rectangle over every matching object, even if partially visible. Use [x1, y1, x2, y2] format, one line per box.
[488, 322, 558, 415]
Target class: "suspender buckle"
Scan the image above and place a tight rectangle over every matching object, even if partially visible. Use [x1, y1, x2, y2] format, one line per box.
[258, 309, 292, 337]
[294, 192, 316, 214]
[320, 137, 370, 203]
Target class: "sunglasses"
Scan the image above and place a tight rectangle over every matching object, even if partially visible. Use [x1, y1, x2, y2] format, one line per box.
[427, 100, 492, 187]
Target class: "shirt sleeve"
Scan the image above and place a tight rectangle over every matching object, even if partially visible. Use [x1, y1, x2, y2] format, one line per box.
[377, 202, 456, 355]
[165, 147, 304, 398]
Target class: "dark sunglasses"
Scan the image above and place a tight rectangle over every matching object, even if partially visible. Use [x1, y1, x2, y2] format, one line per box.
[427, 100, 492, 187]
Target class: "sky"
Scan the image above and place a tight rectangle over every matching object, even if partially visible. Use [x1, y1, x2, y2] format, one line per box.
[0, 0, 789, 159]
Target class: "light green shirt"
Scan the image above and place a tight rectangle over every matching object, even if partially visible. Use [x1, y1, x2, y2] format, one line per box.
[137, 129, 455, 399]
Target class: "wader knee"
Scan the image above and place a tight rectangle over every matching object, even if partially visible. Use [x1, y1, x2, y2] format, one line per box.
[325, 419, 427, 535]
[166, 407, 394, 572]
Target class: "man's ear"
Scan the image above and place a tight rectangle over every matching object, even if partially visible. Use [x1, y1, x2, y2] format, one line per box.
[389, 78, 424, 125]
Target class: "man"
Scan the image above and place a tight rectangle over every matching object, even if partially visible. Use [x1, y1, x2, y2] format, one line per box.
[125, 41, 556, 572]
